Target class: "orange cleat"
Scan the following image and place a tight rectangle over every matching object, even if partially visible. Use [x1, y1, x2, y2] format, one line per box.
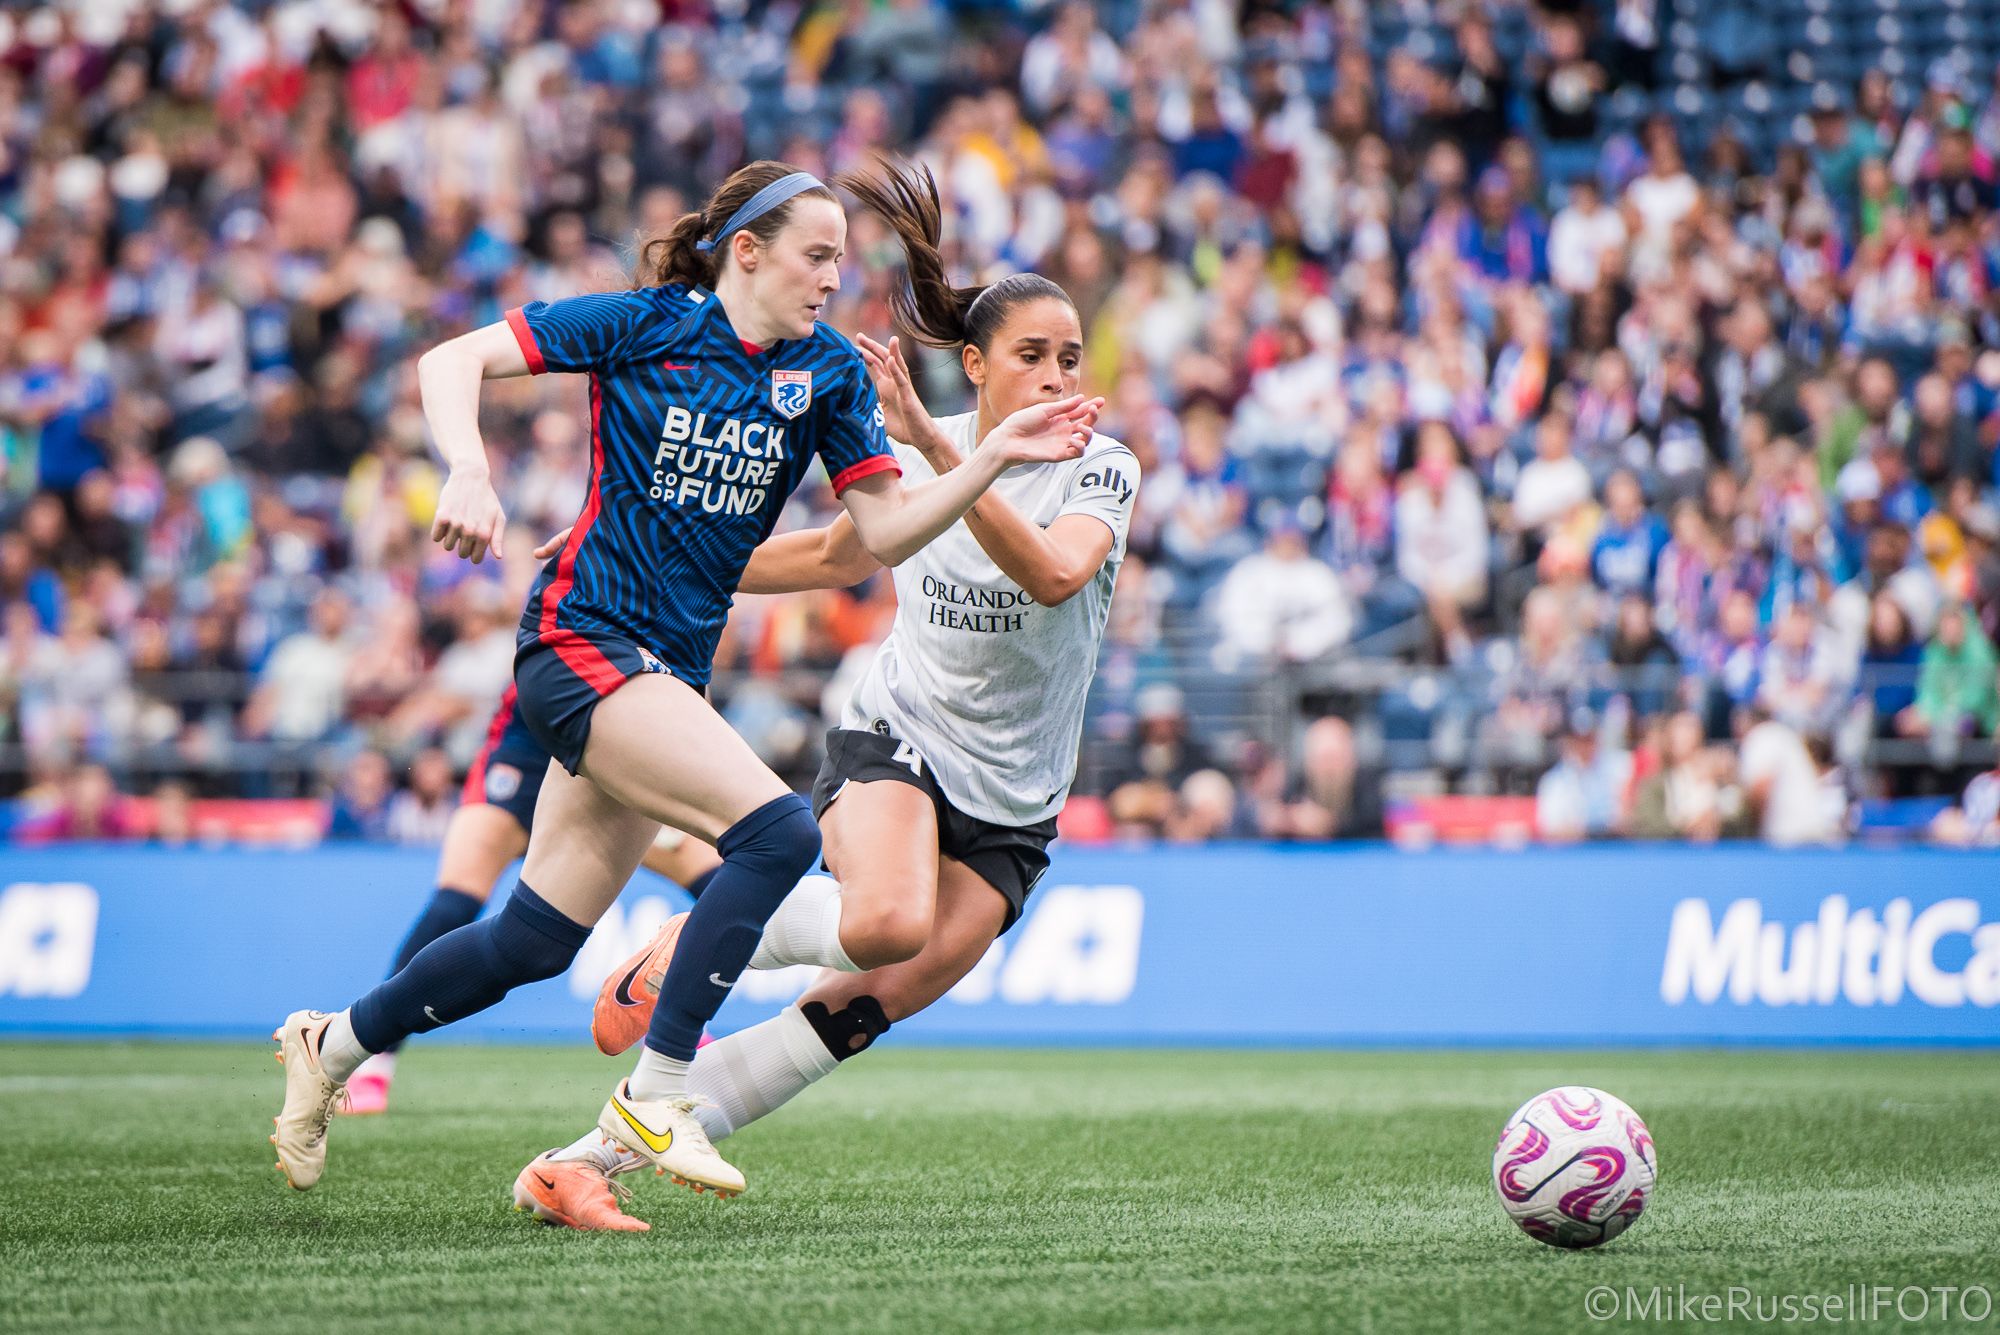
[512, 1152, 649, 1232]
[591, 913, 685, 1055]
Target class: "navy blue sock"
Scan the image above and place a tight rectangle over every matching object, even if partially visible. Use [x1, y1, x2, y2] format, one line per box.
[643, 793, 820, 1060]
[350, 882, 590, 1054]
[378, 888, 485, 1053]
[682, 866, 720, 902]
[389, 889, 486, 975]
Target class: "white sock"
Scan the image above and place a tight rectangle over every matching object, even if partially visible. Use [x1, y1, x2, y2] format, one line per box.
[686, 1005, 840, 1142]
[749, 875, 859, 972]
[316, 1010, 371, 1083]
[626, 1046, 692, 1102]
[548, 1128, 641, 1175]
[352, 1051, 397, 1082]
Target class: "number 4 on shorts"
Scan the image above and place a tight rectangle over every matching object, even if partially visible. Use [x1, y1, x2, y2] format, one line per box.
[892, 741, 924, 777]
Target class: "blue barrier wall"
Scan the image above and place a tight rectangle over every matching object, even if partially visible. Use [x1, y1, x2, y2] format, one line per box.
[1, 845, 1996, 1044]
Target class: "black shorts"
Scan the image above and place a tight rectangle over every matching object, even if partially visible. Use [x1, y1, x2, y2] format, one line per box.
[460, 688, 549, 830]
[513, 631, 694, 776]
[811, 726, 1056, 933]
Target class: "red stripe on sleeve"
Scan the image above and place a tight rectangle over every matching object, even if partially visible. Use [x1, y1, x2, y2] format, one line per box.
[506, 307, 547, 376]
[829, 454, 902, 495]
[537, 380, 605, 672]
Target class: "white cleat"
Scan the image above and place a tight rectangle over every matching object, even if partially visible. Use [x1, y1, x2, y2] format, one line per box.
[269, 1009, 347, 1190]
[597, 1081, 745, 1198]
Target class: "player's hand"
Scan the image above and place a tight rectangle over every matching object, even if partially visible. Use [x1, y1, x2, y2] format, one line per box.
[431, 467, 507, 564]
[986, 394, 1101, 466]
[534, 526, 573, 560]
[854, 332, 932, 447]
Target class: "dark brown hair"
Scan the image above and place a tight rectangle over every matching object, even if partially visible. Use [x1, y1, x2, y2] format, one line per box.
[637, 160, 840, 289]
[835, 159, 1074, 353]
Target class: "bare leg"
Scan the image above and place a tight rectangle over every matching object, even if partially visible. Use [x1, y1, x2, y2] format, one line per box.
[810, 779, 943, 969]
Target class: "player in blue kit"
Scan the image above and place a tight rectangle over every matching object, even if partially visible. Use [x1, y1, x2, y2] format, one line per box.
[336, 679, 722, 1118]
[269, 160, 1102, 1205]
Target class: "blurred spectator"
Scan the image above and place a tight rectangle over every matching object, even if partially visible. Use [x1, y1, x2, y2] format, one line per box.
[150, 780, 196, 847]
[1592, 471, 1667, 599]
[328, 750, 395, 843]
[1548, 177, 1628, 297]
[1630, 711, 1729, 843]
[1489, 585, 1599, 774]
[1256, 716, 1383, 841]
[1511, 412, 1594, 548]
[1150, 399, 1251, 600]
[385, 747, 455, 847]
[1396, 424, 1489, 663]
[1910, 603, 2000, 739]
[1210, 520, 1353, 669]
[1535, 708, 1633, 844]
[15, 602, 133, 766]
[382, 583, 514, 764]
[16, 764, 141, 844]
[1605, 592, 1679, 718]
[1165, 768, 1249, 843]
[1739, 709, 1844, 847]
[1692, 588, 1766, 738]
[1855, 592, 1926, 732]
[242, 589, 354, 747]
[1930, 758, 2000, 846]
[1105, 684, 1213, 831]
[1757, 603, 1845, 735]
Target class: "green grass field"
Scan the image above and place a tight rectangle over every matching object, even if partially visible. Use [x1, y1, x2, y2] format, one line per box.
[2, 1044, 1996, 1334]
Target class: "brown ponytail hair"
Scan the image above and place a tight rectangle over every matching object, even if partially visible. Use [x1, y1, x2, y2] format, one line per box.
[834, 159, 1075, 353]
[636, 159, 839, 290]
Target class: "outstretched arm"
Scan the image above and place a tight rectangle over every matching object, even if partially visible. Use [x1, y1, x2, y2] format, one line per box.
[738, 517, 880, 594]
[836, 394, 1100, 567]
[858, 334, 1115, 605]
[418, 322, 531, 563]
[536, 516, 880, 595]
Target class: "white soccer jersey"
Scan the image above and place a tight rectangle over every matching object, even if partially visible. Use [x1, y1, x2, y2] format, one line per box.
[842, 412, 1139, 826]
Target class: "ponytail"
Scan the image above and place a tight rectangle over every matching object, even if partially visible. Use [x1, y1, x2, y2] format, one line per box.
[836, 159, 1076, 353]
[637, 211, 717, 290]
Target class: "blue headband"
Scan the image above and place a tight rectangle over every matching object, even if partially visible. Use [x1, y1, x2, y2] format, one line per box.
[695, 172, 827, 254]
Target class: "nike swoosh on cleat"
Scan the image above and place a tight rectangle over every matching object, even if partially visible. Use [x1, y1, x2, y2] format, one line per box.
[612, 959, 648, 1008]
[535, 1173, 557, 1191]
[709, 973, 736, 988]
[610, 1097, 673, 1154]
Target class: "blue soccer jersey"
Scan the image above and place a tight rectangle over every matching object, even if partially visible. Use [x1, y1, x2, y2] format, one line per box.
[505, 284, 899, 689]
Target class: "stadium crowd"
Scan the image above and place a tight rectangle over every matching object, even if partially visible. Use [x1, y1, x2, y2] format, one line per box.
[4, 0, 2000, 849]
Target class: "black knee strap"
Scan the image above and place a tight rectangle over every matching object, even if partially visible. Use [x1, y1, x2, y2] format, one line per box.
[801, 996, 890, 1061]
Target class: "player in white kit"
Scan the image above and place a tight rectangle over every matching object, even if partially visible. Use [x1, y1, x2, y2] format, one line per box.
[512, 167, 1139, 1227]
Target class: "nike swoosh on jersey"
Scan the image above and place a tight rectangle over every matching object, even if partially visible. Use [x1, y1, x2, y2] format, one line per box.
[662, 361, 696, 372]
[709, 973, 735, 988]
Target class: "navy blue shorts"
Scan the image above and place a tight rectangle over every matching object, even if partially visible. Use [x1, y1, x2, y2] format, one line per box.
[513, 631, 688, 776]
[460, 685, 550, 830]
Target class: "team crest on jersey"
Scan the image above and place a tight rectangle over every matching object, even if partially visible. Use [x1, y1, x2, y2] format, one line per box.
[485, 764, 522, 802]
[771, 369, 812, 419]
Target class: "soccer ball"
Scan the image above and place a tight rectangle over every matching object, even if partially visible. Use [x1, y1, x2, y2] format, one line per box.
[1492, 1086, 1656, 1249]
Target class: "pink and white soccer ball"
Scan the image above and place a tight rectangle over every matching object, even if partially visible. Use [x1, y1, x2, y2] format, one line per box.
[1492, 1085, 1657, 1249]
